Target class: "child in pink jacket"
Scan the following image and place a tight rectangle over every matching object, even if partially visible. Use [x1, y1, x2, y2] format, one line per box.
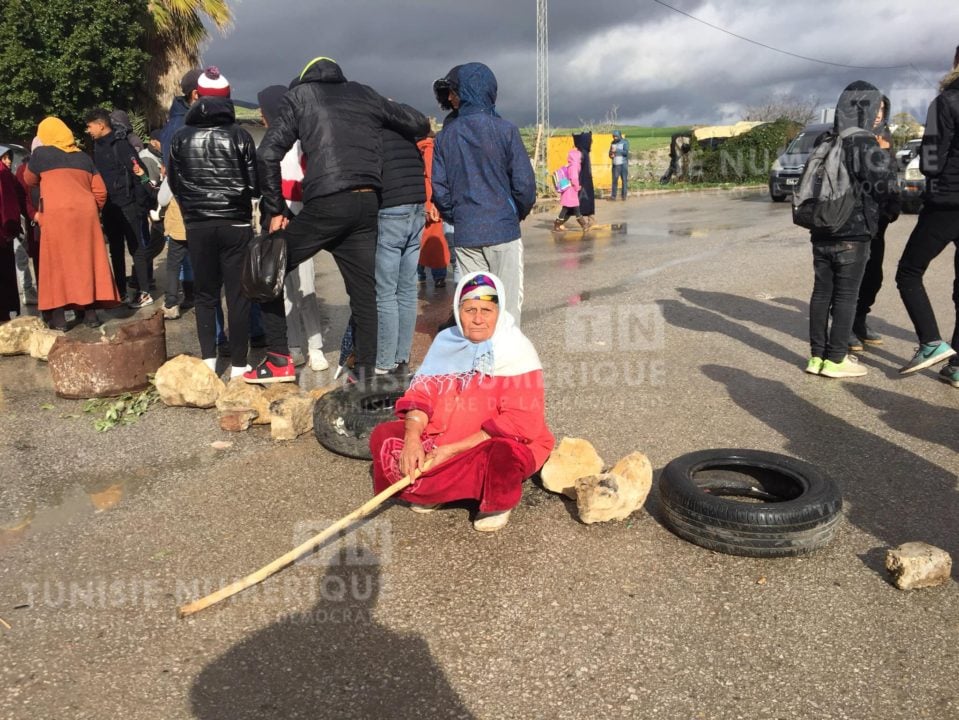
[554, 148, 592, 231]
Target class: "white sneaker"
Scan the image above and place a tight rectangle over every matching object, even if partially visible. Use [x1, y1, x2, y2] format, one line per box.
[410, 503, 440, 514]
[202, 357, 217, 372]
[230, 364, 252, 378]
[309, 352, 330, 372]
[473, 509, 512, 532]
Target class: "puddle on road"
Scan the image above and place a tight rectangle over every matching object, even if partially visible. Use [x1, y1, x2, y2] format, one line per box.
[0, 452, 213, 551]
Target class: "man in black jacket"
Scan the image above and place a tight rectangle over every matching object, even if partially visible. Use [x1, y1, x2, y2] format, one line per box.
[168, 67, 260, 379]
[896, 59, 959, 380]
[245, 57, 429, 384]
[86, 108, 151, 306]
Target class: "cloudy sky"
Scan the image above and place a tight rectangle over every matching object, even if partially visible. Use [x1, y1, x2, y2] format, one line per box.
[204, 0, 959, 127]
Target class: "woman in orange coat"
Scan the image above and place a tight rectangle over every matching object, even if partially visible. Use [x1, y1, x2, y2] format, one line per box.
[24, 117, 119, 329]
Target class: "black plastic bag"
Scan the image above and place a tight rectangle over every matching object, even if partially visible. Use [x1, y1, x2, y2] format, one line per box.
[241, 233, 287, 302]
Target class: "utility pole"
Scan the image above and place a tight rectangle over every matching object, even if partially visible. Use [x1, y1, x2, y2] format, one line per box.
[535, 0, 549, 178]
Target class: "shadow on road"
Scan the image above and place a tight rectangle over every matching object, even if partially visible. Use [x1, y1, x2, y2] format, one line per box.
[843, 383, 959, 453]
[701, 365, 959, 576]
[659, 298, 803, 365]
[190, 551, 474, 720]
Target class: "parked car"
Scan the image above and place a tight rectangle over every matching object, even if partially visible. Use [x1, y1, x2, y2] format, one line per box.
[901, 153, 925, 213]
[768, 123, 832, 202]
[895, 138, 922, 170]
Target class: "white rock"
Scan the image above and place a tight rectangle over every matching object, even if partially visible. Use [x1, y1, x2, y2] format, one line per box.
[0, 316, 47, 355]
[27, 328, 64, 361]
[540, 437, 604, 499]
[270, 393, 315, 441]
[154, 355, 225, 408]
[576, 455, 653, 524]
[886, 542, 952, 590]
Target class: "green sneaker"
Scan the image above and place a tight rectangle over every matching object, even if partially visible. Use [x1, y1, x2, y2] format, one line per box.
[938, 364, 959, 388]
[805, 357, 824, 375]
[821, 355, 867, 378]
[899, 342, 956, 375]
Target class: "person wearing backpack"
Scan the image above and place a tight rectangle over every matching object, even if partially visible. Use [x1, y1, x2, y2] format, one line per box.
[553, 147, 590, 232]
[797, 80, 897, 378]
[895, 59, 959, 381]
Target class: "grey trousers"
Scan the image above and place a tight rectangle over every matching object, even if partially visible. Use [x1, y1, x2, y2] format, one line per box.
[455, 238, 524, 326]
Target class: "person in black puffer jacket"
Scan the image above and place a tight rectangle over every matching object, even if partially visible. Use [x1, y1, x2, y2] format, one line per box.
[168, 67, 259, 379]
[246, 57, 429, 385]
[895, 60, 959, 380]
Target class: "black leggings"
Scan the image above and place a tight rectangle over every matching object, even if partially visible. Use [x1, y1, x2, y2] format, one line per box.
[557, 205, 583, 221]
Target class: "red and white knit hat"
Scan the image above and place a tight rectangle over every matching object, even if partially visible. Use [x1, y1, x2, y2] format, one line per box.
[197, 66, 230, 98]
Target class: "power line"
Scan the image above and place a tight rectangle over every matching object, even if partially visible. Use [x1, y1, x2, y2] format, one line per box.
[650, 0, 913, 71]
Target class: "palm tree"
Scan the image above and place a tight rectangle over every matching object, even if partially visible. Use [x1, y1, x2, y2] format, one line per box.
[143, 0, 233, 127]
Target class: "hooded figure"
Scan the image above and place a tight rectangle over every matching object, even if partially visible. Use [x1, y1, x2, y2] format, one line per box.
[109, 110, 144, 153]
[818, 80, 897, 240]
[572, 131, 596, 216]
[431, 62, 536, 324]
[369, 271, 554, 532]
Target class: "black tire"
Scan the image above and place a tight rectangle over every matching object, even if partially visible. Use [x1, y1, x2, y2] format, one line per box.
[770, 193, 787, 203]
[313, 375, 410, 460]
[658, 449, 842, 558]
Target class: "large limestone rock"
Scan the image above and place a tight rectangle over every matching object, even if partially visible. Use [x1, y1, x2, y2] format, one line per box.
[540, 437, 604, 499]
[0, 316, 47, 355]
[576, 452, 653, 524]
[886, 543, 952, 590]
[270, 393, 315, 441]
[27, 328, 64, 361]
[252, 383, 302, 425]
[155, 355, 225, 408]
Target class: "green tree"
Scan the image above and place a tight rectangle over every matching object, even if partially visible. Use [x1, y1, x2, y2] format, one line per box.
[891, 111, 922, 151]
[0, 0, 149, 142]
[144, 0, 233, 127]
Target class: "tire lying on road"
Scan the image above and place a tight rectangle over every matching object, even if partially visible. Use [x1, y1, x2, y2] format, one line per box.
[313, 375, 409, 460]
[658, 449, 842, 558]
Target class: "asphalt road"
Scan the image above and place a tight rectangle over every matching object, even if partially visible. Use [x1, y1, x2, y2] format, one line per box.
[2, 189, 957, 720]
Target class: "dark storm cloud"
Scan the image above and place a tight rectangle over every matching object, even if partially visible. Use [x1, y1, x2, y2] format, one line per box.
[205, 0, 959, 127]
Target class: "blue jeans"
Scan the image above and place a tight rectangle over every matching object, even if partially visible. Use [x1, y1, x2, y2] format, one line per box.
[376, 203, 425, 370]
[611, 164, 628, 198]
[809, 239, 870, 362]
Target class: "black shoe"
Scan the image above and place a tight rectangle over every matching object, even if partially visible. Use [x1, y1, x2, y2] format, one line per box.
[392, 361, 410, 377]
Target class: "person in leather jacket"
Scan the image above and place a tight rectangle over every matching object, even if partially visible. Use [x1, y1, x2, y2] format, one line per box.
[168, 67, 260, 379]
[245, 56, 429, 384]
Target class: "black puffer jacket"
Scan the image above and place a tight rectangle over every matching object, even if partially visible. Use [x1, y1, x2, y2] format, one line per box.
[811, 81, 898, 242]
[921, 69, 959, 208]
[168, 97, 259, 226]
[381, 125, 426, 209]
[257, 58, 429, 217]
[92, 131, 140, 208]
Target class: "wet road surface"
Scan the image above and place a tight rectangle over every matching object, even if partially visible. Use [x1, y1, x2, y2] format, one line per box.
[2, 188, 957, 719]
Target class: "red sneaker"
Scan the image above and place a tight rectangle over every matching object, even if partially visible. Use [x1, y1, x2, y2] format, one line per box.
[243, 353, 297, 385]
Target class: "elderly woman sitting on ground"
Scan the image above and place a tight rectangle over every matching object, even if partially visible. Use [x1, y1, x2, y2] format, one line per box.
[370, 272, 555, 532]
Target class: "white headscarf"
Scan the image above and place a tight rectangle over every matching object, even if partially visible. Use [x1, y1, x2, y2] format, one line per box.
[411, 271, 542, 392]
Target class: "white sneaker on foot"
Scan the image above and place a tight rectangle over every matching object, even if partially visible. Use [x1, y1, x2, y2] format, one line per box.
[230, 365, 252, 378]
[473, 509, 512, 532]
[202, 357, 217, 372]
[309, 352, 330, 372]
[410, 503, 440, 514]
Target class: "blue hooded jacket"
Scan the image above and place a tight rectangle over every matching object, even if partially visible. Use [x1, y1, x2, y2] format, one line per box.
[432, 63, 536, 248]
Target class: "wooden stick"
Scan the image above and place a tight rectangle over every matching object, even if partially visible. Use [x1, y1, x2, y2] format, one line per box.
[178, 465, 428, 618]
[0, 616, 10, 630]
